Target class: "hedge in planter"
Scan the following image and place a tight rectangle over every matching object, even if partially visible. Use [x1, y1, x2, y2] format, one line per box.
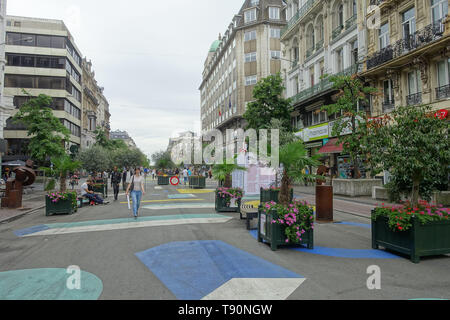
[258, 200, 314, 251]
[157, 175, 171, 185]
[260, 187, 293, 203]
[372, 201, 450, 263]
[215, 187, 243, 212]
[46, 191, 77, 216]
[189, 176, 206, 189]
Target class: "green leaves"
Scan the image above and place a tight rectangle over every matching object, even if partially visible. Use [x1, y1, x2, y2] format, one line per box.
[279, 140, 320, 184]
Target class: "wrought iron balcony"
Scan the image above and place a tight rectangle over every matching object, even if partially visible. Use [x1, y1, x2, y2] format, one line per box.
[332, 25, 344, 40]
[306, 47, 314, 59]
[436, 84, 450, 100]
[315, 39, 324, 51]
[367, 21, 445, 70]
[382, 99, 395, 113]
[345, 15, 357, 30]
[369, 0, 387, 5]
[291, 59, 299, 69]
[281, 0, 319, 37]
[406, 92, 422, 106]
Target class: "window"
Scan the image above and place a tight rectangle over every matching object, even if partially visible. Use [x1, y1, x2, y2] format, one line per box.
[250, 0, 259, 6]
[270, 51, 281, 60]
[379, 23, 390, 49]
[269, 7, 280, 20]
[244, 30, 257, 41]
[431, 0, 448, 23]
[37, 35, 51, 47]
[4, 75, 66, 90]
[437, 59, 450, 87]
[338, 4, 344, 27]
[408, 70, 422, 95]
[244, 9, 257, 24]
[270, 28, 281, 38]
[309, 66, 315, 87]
[351, 40, 358, 65]
[245, 52, 256, 62]
[245, 75, 257, 86]
[336, 48, 344, 72]
[402, 8, 416, 39]
[383, 80, 394, 103]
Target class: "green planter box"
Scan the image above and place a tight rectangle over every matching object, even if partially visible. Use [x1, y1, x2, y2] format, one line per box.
[92, 184, 106, 198]
[257, 207, 314, 251]
[215, 191, 241, 212]
[189, 176, 206, 189]
[372, 213, 450, 263]
[45, 193, 77, 216]
[157, 176, 171, 185]
[260, 188, 294, 203]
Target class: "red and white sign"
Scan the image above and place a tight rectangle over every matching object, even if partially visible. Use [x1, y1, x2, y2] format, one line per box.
[435, 109, 448, 120]
[170, 176, 179, 186]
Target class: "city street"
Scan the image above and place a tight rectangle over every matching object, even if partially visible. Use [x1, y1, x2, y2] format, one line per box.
[0, 179, 448, 300]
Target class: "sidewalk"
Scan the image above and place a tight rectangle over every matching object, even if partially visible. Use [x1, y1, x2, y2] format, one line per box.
[0, 184, 47, 224]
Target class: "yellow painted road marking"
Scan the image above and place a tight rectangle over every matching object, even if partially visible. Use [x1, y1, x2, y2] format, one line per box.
[120, 199, 205, 204]
[177, 189, 215, 194]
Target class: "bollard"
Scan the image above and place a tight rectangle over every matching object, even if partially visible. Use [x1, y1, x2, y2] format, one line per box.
[316, 185, 333, 222]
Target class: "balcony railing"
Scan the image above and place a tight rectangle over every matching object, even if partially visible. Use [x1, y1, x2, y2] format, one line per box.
[315, 39, 324, 51]
[345, 15, 357, 30]
[406, 92, 422, 106]
[291, 59, 299, 69]
[382, 99, 395, 113]
[281, 0, 318, 37]
[291, 64, 359, 106]
[332, 25, 344, 40]
[367, 21, 445, 70]
[306, 47, 314, 59]
[436, 84, 450, 100]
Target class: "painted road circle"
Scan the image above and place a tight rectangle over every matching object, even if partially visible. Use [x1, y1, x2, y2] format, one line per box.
[170, 176, 179, 186]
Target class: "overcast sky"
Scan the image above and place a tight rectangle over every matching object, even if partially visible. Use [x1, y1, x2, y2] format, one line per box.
[7, 0, 245, 159]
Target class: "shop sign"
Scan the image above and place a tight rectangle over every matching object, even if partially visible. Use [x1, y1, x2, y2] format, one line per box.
[303, 123, 329, 142]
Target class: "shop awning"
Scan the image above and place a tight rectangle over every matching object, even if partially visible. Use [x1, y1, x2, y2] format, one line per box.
[317, 138, 343, 154]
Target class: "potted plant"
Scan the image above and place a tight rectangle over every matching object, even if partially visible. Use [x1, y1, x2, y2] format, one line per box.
[258, 199, 315, 251]
[212, 157, 246, 212]
[372, 201, 450, 263]
[42, 155, 81, 216]
[260, 186, 293, 203]
[258, 140, 319, 250]
[215, 187, 244, 212]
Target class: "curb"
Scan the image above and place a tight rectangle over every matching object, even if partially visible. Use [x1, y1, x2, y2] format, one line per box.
[0, 205, 45, 224]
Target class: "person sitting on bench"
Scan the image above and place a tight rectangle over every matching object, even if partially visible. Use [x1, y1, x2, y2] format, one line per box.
[80, 179, 109, 205]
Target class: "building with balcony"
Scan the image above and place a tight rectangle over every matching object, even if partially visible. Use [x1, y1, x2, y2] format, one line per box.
[199, 0, 287, 140]
[2, 15, 83, 162]
[281, 0, 368, 176]
[363, 0, 450, 115]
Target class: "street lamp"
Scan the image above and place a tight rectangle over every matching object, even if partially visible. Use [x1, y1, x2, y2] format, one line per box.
[0, 36, 33, 46]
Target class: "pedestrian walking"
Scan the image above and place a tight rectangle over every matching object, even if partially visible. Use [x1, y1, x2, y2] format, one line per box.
[111, 166, 122, 201]
[182, 168, 188, 185]
[122, 168, 130, 191]
[126, 167, 146, 219]
[152, 169, 156, 180]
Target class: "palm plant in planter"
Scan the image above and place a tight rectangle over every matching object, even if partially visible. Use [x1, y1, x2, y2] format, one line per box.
[212, 158, 246, 212]
[42, 155, 81, 216]
[258, 141, 320, 250]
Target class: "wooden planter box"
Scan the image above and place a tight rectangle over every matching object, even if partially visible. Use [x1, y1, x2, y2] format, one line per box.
[45, 193, 77, 216]
[372, 214, 450, 263]
[257, 207, 314, 251]
[92, 184, 107, 198]
[215, 191, 241, 212]
[189, 176, 206, 189]
[157, 176, 170, 185]
[260, 188, 294, 203]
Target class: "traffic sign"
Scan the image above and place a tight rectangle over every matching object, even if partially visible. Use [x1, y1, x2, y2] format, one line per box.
[170, 176, 179, 186]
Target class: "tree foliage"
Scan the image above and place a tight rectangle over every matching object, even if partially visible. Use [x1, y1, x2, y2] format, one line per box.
[77, 145, 112, 173]
[243, 73, 293, 131]
[363, 105, 450, 206]
[12, 94, 70, 164]
[151, 150, 174, 170]
[41, 155, 81, 193]
[212, 158, 246, 188]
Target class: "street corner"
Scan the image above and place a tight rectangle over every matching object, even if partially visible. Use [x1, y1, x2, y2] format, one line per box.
[135, 240, 306, 300]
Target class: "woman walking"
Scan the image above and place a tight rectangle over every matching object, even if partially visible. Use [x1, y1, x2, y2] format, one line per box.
[126, 167, 146, 219]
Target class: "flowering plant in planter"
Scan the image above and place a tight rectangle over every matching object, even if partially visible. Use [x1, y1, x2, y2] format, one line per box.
[47, 191, 71, 203]
[262, 200, 315, 244]
[372, 200, 450, 232]
[217, 187, 243, 203]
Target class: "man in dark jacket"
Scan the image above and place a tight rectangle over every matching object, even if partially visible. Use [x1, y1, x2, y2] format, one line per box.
[111, 166, 122, 201]
[122, 168, 128, 191]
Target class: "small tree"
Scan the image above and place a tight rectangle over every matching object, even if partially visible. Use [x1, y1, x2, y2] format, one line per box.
[12, 94, 70, 164]
[77, 145, 112, 173]
[151, 150, 174, 171]
[243, 73, 293, 131]
[41, 155, 81, 193]
[322, 74, 376, 179]
[278, 141, 320, 205]
[363, 105, 450, 206]
[212, 158, 246, 188]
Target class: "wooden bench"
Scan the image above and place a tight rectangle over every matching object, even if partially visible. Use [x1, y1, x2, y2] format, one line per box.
[240, 204, 259, 230]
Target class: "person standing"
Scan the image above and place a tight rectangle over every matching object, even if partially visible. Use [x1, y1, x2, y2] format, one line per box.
[111, 166, 122, 201]
[182, 168, 188, 185]
[126, 168, 146, 219]
[122, 168, 129, 191]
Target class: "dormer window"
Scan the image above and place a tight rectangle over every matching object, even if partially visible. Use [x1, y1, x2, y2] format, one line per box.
[250, 0, 259, 7]
[244, 8, 257, 24]
[269, 7, 280, 20]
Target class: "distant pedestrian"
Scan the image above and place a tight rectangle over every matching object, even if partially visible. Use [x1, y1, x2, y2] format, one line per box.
[123, 168, 131, 191]
[111, 166, 122, 201]
[182, 168, 188, 185]
[126, 168, 146, 219]
[208, 169, 212, 179]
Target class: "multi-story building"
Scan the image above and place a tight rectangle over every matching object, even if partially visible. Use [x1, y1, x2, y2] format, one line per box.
[0, 0, 14, 174]
[96, 86, 111, 137]
[199, 0, 287, 138]
[3, 15, 83, 161]
[362, 0, 450, 115]
[81, 58, 100, 149]
[281, 0, 368, 177]
[110, 130, 137, 149]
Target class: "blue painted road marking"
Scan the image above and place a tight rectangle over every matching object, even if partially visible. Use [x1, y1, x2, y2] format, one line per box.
[167, 194, 196, 199]
[135, 240, 304, 300]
